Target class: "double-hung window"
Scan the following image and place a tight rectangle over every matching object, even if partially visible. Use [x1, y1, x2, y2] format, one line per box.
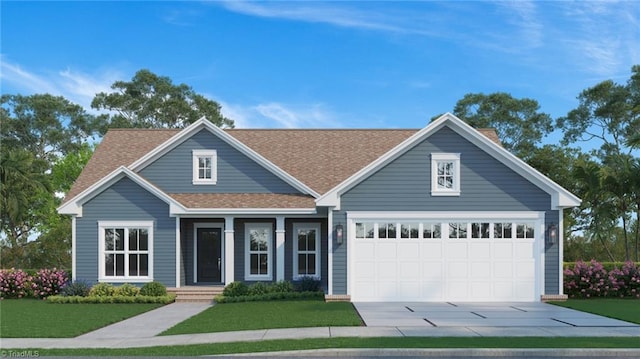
[98, 221, 153, 282]
[431, 153, 461, 196]
[192, 149, 217, 185]
[293, 223, 320, 279]
[245, 223, 272, 280]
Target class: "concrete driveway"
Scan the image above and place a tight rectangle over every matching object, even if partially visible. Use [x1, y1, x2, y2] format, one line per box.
[354, 302, 640, 328]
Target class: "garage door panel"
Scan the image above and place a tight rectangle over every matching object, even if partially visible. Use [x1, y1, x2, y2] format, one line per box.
[445, 242, 468, 258]
[493, 261, 513, 278]
[515, 242, 534, 259]
[447, 281, 469, 300]
[378, 261, 397, 279]
[470, 281, 492, 299]
[357, 242, 376, 257]
[423, 262, 443, 278]
[377, 243, 397, 259]
[398, 281, 421, 299]
[447, 261, 468, 278]
[398, 242, 420, 259]
[470, 261, 491, 278]
[354, 261, 375, 280]
[470, 242, 491, 258]
[494, 281, 514, 298]
[493, 242, 512, 259]
[422, 282, 444, 300]
[399, 261, 420, 277]
[421, 242, 443, 259]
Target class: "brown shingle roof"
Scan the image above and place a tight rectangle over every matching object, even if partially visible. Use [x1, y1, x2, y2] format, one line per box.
[170, 193, 316, 209]
[63, 126, 501, 208]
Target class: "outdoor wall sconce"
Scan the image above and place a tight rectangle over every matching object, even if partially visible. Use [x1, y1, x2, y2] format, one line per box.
[335, 224, 344, 245]
[547, 223, 557, 245]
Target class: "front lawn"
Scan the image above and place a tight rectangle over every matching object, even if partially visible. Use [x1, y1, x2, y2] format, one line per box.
[549, 298, 640, 324]
[161, 300, 362, 335]
[0, 299, 163, 338]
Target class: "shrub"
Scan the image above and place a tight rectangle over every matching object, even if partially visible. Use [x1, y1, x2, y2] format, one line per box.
[31, 268, 69, 299]
[60, 280, 92, 297]
[47, 294, 176, 304]
[115, 283, 140, 297]
[270, 280, 294, 293]
[222, 281, 249, 297]
[215, 291, 324, 303]
[295, 276, 322, 292]
[0, 268, 33, 299]
[140, 281, 166, 296]
[248, 282, 269, 296]
[608, 261, 640, 298]
[89, 282, 116, 297]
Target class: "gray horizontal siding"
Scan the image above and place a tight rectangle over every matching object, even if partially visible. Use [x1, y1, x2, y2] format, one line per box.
[342, 127, 549, 212]
[140, 129, 299, 194]
[545, 210, 560, 294]
[76, 177, 175, 286]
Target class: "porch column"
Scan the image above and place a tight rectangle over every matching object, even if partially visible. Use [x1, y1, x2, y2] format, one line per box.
[224, 216, 235, 284]
[175, 216, 181, 288]
[276, 216, 285, 281]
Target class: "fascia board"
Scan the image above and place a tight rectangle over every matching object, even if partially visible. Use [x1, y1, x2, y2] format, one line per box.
[129, 117, 320, 198]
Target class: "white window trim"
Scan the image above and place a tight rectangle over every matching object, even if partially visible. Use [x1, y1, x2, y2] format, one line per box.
[431, 153, 461, 196]
[98, 221, 154, 283]
[245, 222, 273, 281]
[293, 223, 321, 280]
[192, 149, 217, 185]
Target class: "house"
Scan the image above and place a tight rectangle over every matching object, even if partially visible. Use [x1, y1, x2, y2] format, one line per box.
[58, 113, 580, 302]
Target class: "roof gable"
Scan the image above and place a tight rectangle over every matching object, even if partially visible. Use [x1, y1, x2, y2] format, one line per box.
[316, 113, 581, 210]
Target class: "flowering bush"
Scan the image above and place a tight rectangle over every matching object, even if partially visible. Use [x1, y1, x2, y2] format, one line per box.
[608, 261, 640, 298]
[31, 268, 69, 299]
[564, 260, 640, 299]
[564, 260, 608, 298]
[0, 268, 33, 299]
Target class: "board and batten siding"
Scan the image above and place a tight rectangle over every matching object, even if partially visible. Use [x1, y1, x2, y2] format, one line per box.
[331, 126, 560, 295]
[75, 177, 176, 286]
[140, 129, 300, 194]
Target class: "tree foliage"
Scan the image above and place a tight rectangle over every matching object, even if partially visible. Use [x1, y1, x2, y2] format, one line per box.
[452, 92, 554, 160]
[559, 65, 640, 261]
[91, 69, 234, 129]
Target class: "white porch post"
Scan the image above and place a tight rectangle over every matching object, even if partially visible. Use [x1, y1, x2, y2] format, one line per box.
[558, 208, 564, 295]
[276, 216, 285, 281]
[327, 209, 333, 295]
[175, 217, 181, 288]
[72, 216, 77, 283]
[224, 216, 235, 284]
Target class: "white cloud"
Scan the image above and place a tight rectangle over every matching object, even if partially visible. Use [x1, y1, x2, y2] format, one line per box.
[219, 99, 341, 129]
[0, 57, 121, 114]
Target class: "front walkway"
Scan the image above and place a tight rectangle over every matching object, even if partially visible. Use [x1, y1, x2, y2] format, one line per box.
[2, 302, 640, 349]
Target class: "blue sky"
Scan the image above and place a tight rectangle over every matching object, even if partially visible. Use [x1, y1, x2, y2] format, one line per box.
[2, 1, 639, 137]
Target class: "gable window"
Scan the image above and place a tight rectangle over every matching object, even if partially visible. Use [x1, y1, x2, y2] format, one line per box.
[192, 150, 217, 185]
[245, 223, 272, 280]
[293, 223, 320, 279]
[431, 153, 461, 196]
[98, 221, 153, 282]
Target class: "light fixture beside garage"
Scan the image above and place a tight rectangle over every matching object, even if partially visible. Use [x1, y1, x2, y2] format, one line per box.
[335, 224, 344, 244]
[547, 223, 557, 245]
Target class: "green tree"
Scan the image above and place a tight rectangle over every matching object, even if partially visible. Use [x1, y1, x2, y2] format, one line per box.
[558, 65, 640, 261]
[1, 94, 99, 268]
[452, 92, 554, 160]
[91, 69, 234, 129]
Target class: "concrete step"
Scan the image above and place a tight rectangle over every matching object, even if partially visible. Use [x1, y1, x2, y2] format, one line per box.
[167, 286, 224, 303]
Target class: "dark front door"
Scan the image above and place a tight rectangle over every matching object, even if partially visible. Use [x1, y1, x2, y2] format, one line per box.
[197, 227, 222, 283]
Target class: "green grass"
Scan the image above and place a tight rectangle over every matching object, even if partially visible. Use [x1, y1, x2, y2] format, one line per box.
[0, 299, 163, 338]
[161, 300, 362, 335]
[549, 298, 640, 324]
[20, 336, 640, 356]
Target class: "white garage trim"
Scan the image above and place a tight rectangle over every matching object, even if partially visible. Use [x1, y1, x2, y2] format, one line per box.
[347, 211, 545, 302]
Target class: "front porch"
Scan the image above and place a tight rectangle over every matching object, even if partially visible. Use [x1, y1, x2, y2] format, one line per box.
[175, 215, 328, 290]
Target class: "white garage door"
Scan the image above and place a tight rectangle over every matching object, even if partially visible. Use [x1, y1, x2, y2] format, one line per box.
[349, 213, 542, 302]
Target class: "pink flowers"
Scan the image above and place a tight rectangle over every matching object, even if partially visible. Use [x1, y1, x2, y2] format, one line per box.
[565, 260, 640, 298]
[0, 268, 68, 299]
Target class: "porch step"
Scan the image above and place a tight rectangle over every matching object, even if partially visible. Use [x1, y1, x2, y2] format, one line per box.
[167, 286, 224, 303]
